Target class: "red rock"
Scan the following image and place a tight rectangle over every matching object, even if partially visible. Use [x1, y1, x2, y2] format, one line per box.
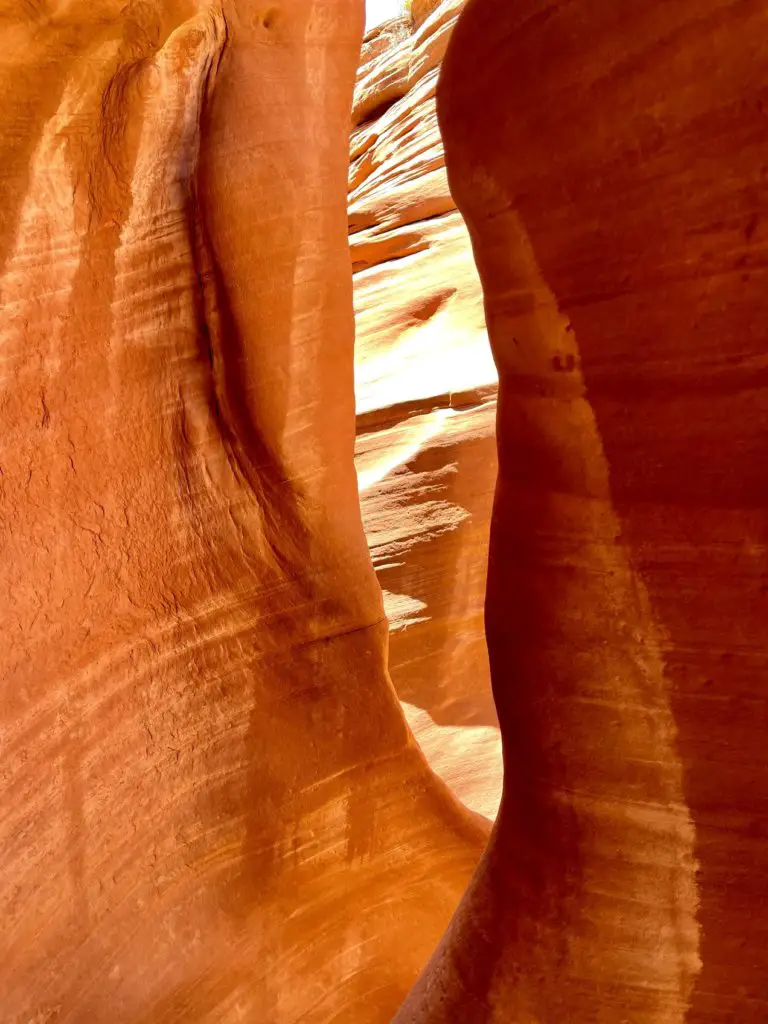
[396, 0, 768, 1020]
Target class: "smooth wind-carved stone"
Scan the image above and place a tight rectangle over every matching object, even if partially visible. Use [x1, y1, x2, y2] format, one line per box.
[0, 3, 484, 1021]
[396, 0, 768, 1020]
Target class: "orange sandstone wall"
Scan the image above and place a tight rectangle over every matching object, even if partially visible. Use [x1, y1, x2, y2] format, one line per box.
[0, 3, 484, 1021]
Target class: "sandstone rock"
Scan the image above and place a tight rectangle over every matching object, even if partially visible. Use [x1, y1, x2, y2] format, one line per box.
[353, 17, 411, 126]
[396, 0, 768, 1020]
[0, 3, 485, 1020]
[350, 1, 501, 822]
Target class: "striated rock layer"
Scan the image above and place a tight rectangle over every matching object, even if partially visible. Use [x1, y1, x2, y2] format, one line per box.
[350, 2, 501, 823]
[397, 0, 768, 1021]
[0, 3, 485, 1021]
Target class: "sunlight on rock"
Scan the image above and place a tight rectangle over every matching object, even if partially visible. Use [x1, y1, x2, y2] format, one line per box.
[402, 702, 502, 822]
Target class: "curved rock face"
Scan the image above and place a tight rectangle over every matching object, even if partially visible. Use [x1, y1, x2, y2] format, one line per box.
[350, 3, 502, 822]
[0, 3, 485, 1020]
[396, 0, 768, 1021]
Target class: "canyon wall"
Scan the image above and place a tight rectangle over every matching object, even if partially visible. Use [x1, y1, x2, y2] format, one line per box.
[396, 0, 768, 1021]
[350, 2, 501, 822]
[3, 0, 765, 1021]
[0, 3, 484, 1021]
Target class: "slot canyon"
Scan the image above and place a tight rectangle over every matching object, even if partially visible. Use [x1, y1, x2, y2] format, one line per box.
[1, 1, 766, 1022]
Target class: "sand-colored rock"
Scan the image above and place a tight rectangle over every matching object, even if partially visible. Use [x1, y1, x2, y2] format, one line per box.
[396, 0, 768, 1020]
[350, 2, 501, 822]
[0, 3, 485, 1021]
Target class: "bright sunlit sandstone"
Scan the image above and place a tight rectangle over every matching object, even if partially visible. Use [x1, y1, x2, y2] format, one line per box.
[366, 0, 406, 29]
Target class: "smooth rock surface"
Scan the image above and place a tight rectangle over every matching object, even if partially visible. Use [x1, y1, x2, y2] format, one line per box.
[350, 3, 501, 822]
[0, 3, 485, 1021]
[396, 0, 768, 1020]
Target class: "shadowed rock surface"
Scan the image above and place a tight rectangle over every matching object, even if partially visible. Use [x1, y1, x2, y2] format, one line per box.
[395, 0, 768, 1020]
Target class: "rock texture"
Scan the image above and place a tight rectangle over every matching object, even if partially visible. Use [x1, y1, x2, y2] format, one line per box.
[396, 0, 768, 1021]
[0, 3, 486, 1021]
[7, 0, 763, 1020]
[350, 3, 501, 822]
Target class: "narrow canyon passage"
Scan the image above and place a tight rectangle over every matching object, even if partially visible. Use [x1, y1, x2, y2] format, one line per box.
[0, 1, 766, 1022]
[349, 3, 503, 824]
